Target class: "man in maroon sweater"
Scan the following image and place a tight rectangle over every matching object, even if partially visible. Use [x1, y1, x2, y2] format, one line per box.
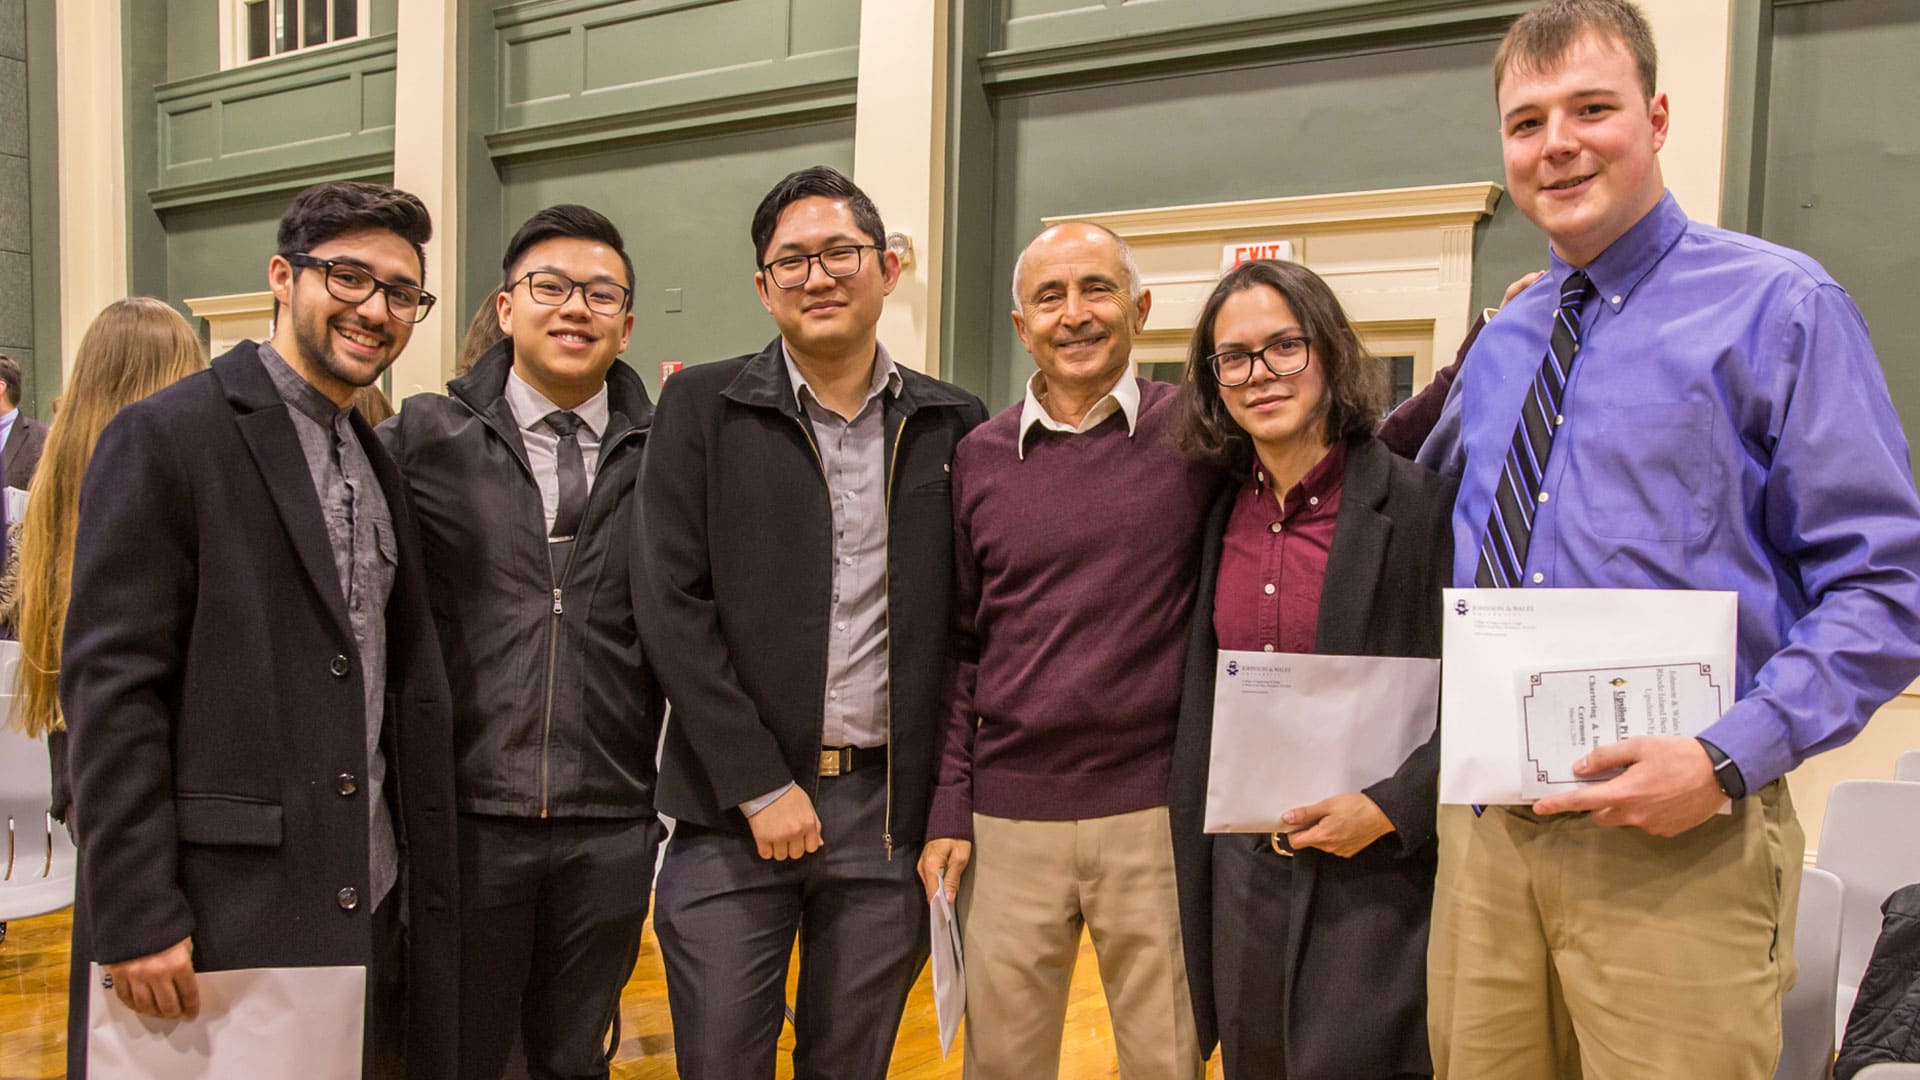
[919, 222, 1220, 1078]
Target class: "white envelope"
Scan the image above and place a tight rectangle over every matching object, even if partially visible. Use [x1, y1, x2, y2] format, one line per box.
[1439, 588, 1738, 805]
[86, 963, 366, 1079]
[929, 872, 965, 1057]
[1206, 651, 1440, 833]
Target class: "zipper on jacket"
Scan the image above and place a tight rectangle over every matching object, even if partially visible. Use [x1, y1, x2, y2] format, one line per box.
[536, 425, 642, 819]
[793, 415, 834, 808]
[879, 413, 910, 862]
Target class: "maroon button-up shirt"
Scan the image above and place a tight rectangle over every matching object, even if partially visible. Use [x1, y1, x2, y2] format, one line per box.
[1213, 441, 1345, 654]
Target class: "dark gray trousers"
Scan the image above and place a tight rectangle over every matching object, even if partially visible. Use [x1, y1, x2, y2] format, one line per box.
[456, 814, 663, 1080]
[653, 768, 930, 1080]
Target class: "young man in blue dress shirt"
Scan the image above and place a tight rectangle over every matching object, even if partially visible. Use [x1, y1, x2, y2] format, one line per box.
[1419, 2, 1920, 1076]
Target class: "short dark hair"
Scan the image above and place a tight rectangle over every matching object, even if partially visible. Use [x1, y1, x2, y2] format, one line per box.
[1176, 260, 1389, 474]
[1495, 0, 1658, 99]
[501, 204, 635, 299]
[276, 180, 433, 283]
[0, 353, 20, 407]
[750, 166, 886, 267]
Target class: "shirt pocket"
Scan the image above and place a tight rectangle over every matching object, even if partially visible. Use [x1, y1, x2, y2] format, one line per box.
[1570, 401, 1716, 542]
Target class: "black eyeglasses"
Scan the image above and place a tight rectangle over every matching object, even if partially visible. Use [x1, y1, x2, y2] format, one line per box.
[760, 245, 885, 290]
[286, 253, 437, 324]
[509, 270, 633, 316]
[1207, 337, 1312, 386]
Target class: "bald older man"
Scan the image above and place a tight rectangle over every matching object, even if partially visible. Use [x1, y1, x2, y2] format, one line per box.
[918, 222, 1219, 1078]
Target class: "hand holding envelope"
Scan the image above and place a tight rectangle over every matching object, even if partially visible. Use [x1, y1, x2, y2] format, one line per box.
[928, 871, 965, 1057]
[1206, 652, 1440, 835]
[1439, 588, 1738, 827]
[87, 963, 366, 1079]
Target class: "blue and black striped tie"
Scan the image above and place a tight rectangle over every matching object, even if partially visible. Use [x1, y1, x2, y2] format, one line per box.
[1475, 271, 1592, 588]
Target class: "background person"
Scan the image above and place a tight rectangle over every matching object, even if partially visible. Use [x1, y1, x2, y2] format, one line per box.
[1169, 260, 1454, 1079]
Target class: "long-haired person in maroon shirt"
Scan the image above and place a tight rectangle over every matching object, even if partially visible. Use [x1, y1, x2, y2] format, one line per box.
[1166, 259, 1457, 1080]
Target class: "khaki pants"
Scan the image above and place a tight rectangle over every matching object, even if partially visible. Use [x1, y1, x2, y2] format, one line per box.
[1427, 782, 1804, 1079]
[958, 807, 1204, 1080]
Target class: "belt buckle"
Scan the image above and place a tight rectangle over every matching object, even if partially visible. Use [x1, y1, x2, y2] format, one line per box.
[818, 749, 844, 777]
[1268, 832, 1295, 857]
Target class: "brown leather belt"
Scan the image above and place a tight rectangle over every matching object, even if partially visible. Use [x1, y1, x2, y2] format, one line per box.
[818, 745, 888, 777]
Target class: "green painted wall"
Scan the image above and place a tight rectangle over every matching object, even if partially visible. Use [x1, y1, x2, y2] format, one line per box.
[24, 0, 58, 416]
[167, 0, 218, 81]
[1760, 0, 1920, 443]
[963, 37, 1538, 409]
[1, 0, 37, 413]
[496, 119, 857, 401]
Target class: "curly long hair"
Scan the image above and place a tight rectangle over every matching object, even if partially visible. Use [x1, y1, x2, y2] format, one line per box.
[1175, 260, 1388, 475]
[7, 297, 205, 737]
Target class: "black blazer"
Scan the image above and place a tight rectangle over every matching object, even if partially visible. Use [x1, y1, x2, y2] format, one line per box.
[62, 343, 460, 1079]
[2, 412, 47, 490]
[1168, 434, 1456, 1077]
[638, 338, 987, 843]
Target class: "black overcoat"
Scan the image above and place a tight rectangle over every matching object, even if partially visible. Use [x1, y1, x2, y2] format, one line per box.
[1168, 434, 1455, 1078]
[62, 343, 459, 1079]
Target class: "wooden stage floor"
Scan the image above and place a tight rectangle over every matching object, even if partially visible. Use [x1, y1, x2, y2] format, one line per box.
[1, 906, 1217, 1078]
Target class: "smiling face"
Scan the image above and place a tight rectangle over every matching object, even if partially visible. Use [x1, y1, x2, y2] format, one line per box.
[754, 196, 898, 364]
[1498, 29, 1668, 268]
[1011, 224, 1151, 400]
[1213, 284, 1329, 454]
[268, 228, 421, 406]
[499, 236, 634, 409]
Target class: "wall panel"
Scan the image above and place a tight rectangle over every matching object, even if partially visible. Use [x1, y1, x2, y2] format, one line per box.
[1761, 0, 1920, 443]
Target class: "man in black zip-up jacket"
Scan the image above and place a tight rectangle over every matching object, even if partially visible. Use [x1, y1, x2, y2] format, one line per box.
[638, 167, 987, 1078]
[379, 205, 662, 1080]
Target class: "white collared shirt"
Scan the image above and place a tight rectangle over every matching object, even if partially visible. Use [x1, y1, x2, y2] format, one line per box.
[1015, 369, 1141, 460]
[503, 368, 610, 533]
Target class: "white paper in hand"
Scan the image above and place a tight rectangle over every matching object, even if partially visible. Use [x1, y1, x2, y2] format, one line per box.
[1206, 651, 1440, 833]
[86, 963, 366, 1079]
[929, 871, 965, 1057]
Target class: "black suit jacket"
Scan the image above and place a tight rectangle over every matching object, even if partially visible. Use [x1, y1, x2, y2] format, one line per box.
[61, 343, 459, 1079]
[638, 338, 987, 841]
[1168, 434, 1456, 1077]
[2, 412, 47, 490]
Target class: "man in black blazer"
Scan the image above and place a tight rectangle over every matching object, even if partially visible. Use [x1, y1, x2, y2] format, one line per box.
[62, 181, 459, 1080]
[638, 166, 986, 1078]
[0, 353, 47, 492]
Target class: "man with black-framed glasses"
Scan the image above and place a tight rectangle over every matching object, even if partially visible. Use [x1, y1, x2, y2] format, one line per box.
[638, 166, 986, 1078]
[379, 204, 664, 1080]
[63, 180, 459, 1080]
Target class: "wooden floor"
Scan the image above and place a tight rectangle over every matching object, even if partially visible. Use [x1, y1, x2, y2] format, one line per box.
[1, 906, 1215, 1079]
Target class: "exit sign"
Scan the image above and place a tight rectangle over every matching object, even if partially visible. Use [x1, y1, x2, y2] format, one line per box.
[1221, 240, 1296, 272]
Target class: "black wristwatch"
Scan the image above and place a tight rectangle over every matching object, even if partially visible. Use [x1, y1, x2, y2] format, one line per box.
[1698, 738, 1748, 801]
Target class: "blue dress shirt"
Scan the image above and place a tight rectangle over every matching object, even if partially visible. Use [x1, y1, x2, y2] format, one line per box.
[1420, 192, 1920, 790]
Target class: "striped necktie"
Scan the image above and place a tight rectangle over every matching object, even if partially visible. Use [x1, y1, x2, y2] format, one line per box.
[1475, 271, 1592, 588]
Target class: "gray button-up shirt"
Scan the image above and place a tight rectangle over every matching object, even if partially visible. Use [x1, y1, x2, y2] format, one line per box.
[258, 343, 399, 907]
[740, 344, 901, 817]
[788, 343, 899, 752]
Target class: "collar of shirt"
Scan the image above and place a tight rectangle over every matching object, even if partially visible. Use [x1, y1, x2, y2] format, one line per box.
[1252, 439, 1346, 520]
[0, 407, 17, 437]
[1550, 190, 1688, 318]
[782, 340, 902, 421]
[257, 341, 353, 429]
[1016, 369, 1141, 460]
[504, 366, 609, 439]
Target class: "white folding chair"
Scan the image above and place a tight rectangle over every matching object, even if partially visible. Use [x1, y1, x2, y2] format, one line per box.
[1897, 750, 1920, 782]
[1817, 779, 1920, 1040]
[1777, 866, 1844, 1080]
[0, 640, 77, 922]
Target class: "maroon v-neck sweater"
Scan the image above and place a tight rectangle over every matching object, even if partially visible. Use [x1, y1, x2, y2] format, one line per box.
[926, 379, 1221, 838]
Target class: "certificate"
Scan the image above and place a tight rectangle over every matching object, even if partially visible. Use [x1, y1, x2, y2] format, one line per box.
[1516, 660, 1729, 799]
[1439, 588, 1738, 805]
[1206, 651, 1439, 833]
[86, 963, 366, 1079]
